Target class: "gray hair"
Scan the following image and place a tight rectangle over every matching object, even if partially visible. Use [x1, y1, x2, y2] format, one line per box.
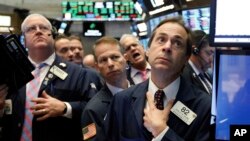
[21, 13, 52, 33]
[119, 34, 142, 47]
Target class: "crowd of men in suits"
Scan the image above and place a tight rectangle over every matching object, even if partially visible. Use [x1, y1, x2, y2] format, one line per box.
[0, 13, 214, 141]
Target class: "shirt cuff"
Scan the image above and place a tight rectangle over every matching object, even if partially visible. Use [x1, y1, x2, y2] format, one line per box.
[62, 102, 72, 118]
[152, 126, 169, 141]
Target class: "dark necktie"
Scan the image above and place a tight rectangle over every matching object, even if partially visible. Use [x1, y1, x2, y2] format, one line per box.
[154, 89, 165, 110]
[199, 73, 212, 94]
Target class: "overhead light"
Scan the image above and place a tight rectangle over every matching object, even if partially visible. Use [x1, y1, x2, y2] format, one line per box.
[149, 4, 174, 15]
[150, 0, 164, 8]
[139, 31, 147, 36]
[137, 22, 147, 32]
[64, 13, 71, 20]
[135, 2, 143, 14]
[0, 15, 11, 26]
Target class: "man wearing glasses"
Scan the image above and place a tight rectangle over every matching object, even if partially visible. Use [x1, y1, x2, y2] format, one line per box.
[119, 34, 151, 85]
[0, 13, 101, 141]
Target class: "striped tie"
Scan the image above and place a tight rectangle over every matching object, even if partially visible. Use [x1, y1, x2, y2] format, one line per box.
[21, 63, 46, 141]
[140, 70, 148, 81]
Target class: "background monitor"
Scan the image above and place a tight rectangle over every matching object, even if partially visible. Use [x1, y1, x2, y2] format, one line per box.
[139, 38, 149, 49]
[83, 21, 105, 37]
[209, 0, 250, 47]
[58, 21, 73, 34]
[138, 0, 178, 16]
[213, 49, 250, 140]
[149, 12, 179, 32]
[182, 7, 210, 34]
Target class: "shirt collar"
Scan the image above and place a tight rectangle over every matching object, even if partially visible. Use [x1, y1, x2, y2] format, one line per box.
[148, 76, 180, 101]
[188, 60, 201, 75]
[131, 62, 151, 77]
[106, 81, 130, 96]
[29, 53, 55, 67]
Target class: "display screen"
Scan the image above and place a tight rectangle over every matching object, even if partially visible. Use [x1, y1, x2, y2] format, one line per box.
[140, 38, 149, 49]
[182, 7, 210, 34]
[58, 21, 72, 34]
[83, 22, 104, 37]
[62, 1, 142, 21]
[149, 12, 179, 32]
[213, 50, 250, 140]
[210, 0, 250, 47]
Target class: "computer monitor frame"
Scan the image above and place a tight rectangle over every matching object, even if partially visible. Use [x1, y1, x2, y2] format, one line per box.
[209, 0, 250, 47]
[212, 49, 250, 140]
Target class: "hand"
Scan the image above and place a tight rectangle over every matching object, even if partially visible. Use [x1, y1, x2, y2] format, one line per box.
[143, 91, 174, 137]
[31, 91, 66, 121]
[0, 84, 8, 110]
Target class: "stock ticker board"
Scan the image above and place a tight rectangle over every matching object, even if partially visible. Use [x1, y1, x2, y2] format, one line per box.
[62, 1, 142, 21]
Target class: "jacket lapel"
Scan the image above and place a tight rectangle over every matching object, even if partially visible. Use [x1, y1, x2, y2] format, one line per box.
[168, 76, 196, 129]
[130, 80, 152, 139]
[39, 56, 67, 96]
[100, 84, 113, 105]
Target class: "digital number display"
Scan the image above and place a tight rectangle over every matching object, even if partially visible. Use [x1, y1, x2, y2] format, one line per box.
[62, 1, 142, 21]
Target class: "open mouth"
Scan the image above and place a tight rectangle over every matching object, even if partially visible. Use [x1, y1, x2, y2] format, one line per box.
[133, 53, 140, 59]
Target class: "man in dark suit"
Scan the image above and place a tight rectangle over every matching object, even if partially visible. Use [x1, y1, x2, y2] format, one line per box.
[182, 30, 214, 95]
[54, 34, 74, 62]
[55, 34, 103, 85]
[0, 13, 101, 141]
[119, 34, 151, 85]
[81, 37, 130, 141]
[101, 18, 211, 141]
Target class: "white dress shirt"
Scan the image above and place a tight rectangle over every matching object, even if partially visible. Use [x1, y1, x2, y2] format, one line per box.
[28, 53, 72, 118]
[130, 62, 151, 84]
[147, 76, 180, 141]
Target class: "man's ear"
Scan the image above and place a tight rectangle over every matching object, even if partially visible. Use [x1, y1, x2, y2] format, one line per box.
[145, 48, 149, 57]
[22, 34, 27, 47]
[123, 53, 129, 61]
[95, 62, 101, 73]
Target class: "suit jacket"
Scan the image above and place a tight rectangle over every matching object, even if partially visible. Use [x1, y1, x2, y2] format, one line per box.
[126, 65, 135, 85]
[81, 64, 104, 92]
[182, 63, 212, 95]
[81, 84, 113, 141]
[102, 77, 211, 141]
[2, 55, 102, 141]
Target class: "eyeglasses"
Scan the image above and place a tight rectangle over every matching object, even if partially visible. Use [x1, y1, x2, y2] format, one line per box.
[124, 43, 141, 52]
[24, 24, 50, 34]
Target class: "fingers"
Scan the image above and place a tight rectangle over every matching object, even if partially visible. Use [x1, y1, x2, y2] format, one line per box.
[37, 114, 50, 121]
[41, 91, 51, 98]
[163, 100, 174, 115]
[33, 108, 50, 121]
[146, 91, 156, 110]
[30, 103, 46, 111]
[31, 97, 47, 104]
[32, 108, 47, 114]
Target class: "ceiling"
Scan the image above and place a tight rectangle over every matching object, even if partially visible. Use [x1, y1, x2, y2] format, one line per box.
[0, 0, 66, 19]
